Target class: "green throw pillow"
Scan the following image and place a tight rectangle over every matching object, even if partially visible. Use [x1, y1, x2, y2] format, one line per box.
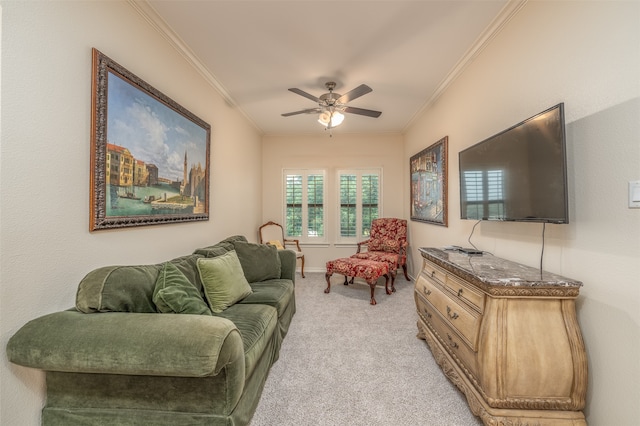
[197, 251, 253, 313]
[232, 240, 281, 282]
[153, 262, 212, 315]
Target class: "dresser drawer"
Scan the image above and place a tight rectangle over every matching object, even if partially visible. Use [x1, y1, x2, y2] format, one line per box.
[415, 274, 436, 300]
[420, 259, 447, 286]
[422, 259, 485, 313]
[416, 276, 482, 350]
[445, 275, 485, 313]
[415, 292, 478, 379]
[415, 289, 436, 322]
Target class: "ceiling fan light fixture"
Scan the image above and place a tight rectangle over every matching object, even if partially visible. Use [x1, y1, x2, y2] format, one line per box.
[318, 111, 331, 126]
[284, 82, 380, 132]
[331, 111, 344, 127]
[318, 111, 344, 128]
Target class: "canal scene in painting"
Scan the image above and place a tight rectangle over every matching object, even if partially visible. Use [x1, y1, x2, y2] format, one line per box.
[105, 70, 208, 217]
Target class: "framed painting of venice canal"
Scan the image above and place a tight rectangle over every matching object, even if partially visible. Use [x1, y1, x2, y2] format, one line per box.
[90, 48, 210, 231]
[410, 136, 448, 226]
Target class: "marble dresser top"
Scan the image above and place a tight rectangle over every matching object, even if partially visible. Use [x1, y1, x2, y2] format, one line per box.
[419, 247, 582, 289]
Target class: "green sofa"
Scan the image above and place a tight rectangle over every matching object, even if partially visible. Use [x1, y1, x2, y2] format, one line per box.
[7, 235, 296, 426]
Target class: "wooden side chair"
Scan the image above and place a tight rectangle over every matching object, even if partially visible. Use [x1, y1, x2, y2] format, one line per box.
[259, 221, 305, 278]
[351, 217, 410, 281]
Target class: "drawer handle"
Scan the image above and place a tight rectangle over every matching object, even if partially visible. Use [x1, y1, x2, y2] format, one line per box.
[423, 288, 432, 296]
[422, 308, 432, 319]
[446, 333, 459, 349]
[430, 270, 436, 278]
[457, 288, 463, 297]
[446, 306, 459, 320]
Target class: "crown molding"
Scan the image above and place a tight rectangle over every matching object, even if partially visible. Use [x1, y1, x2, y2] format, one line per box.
[127, 1, 235, 106]
[403, 0, 528, 132]
[128, 1, 263, 133]
[129, 0, 526, 136]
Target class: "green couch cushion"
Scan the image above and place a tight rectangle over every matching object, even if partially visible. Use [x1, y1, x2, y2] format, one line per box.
[76, 264, 161, 313]
[193, 235, 248, 258]
[232, 241, 281, 283]
[169, 254, 205, 292]
[241, 279, 296, 341]
[220, 235, 249, 245]
[193, 245, 232, 258]
[153, 262, 212, 315]
[197, 251, 253, 313]
[241, 279, 294, 319]
[213, 303, 278, 380]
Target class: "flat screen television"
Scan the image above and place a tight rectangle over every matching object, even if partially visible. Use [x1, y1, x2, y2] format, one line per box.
[459, 103, 568, 224]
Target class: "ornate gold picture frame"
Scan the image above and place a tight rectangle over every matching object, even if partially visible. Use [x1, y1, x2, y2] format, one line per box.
[90, 48, 210, 231]
[410, 136, 448, 226]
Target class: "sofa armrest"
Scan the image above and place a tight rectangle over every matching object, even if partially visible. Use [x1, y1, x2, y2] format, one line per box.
[278, 249, 296, 283]
[7, 310, 245, 379]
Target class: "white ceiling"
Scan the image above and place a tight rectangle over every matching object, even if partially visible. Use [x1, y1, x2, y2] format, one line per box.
[137, 0, 519, 136]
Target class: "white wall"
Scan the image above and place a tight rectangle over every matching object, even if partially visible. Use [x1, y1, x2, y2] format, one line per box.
[0, 2, 262, 425]
[262, 132, 404, 271]
[2, 1, 638, 425]
[404, 2, 640, 425]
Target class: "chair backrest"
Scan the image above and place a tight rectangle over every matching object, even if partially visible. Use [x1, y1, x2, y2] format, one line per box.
[368, 218, 407, 253]
[259, 221, 285, 245]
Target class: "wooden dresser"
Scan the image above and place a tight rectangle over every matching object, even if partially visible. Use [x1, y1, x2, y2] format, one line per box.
[415, 248, 587, 425]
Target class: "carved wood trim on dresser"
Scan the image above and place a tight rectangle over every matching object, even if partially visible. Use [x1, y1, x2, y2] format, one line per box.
[415, 248, 588, 426]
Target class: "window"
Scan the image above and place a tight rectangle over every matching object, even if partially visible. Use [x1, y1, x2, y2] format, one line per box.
[486, 170, 505, 218]
[284, 170, 326, 241]
[463, 170, 504, 219]
[338, 169, 381, 242]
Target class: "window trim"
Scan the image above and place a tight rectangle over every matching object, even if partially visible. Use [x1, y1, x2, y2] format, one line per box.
[336, 168, 382, 244]
[282, 169, 327, 243]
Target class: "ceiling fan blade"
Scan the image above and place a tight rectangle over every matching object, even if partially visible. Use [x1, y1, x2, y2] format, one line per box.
[288, 88, 320, 103]
[336, 84, 372, 104]
[343, 106, 382, 118]
[281, 108, 322, 117]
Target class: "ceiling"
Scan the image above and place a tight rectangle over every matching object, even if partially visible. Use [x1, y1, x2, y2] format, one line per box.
[137, 0, 518, 136]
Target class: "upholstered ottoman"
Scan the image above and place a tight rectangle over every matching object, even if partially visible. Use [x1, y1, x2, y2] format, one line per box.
[324, 258, 394, 305]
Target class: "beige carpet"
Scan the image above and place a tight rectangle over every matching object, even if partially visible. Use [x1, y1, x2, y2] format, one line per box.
[250, 272, 483, 425]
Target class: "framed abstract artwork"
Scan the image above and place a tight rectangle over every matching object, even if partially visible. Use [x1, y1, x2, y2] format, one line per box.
[410, 136, 448, 226]
[90, 48, 210, 231]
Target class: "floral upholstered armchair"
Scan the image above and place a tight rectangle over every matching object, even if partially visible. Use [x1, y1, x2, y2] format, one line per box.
[259, 221, 305, 278]
[352, 218, 410, 281]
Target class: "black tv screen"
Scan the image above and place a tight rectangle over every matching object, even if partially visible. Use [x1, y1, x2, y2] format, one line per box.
[459, 103, 568, 224]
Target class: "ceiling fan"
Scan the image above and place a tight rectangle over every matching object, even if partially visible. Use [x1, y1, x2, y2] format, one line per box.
[281, 82, 382, 130]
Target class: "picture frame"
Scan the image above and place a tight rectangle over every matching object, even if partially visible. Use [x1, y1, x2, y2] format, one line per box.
[410, 136, 448, 226]
[90, 48, 210, 231]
